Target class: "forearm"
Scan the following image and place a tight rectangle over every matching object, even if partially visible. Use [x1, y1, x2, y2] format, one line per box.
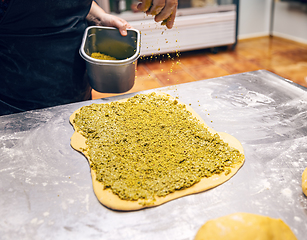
[86, 1, 106, 26]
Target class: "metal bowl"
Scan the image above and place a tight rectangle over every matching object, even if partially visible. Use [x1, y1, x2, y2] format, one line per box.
[79, 26, 140, 93]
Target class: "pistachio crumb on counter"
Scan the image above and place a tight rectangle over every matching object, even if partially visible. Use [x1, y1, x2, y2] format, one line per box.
[73, 93, 244, 203]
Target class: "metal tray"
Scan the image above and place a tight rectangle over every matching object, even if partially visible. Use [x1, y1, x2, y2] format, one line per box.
[0, 70, 306, 240]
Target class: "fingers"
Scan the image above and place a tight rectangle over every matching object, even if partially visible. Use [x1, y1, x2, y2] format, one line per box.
[159, 8, 176, 29]
[166, 11, 176, 29]
[104, 15, 132, 37]
[116, 20, 133, 36]
[146, 0, 165, 16]
[137, 0, 178, 29]
[154, 0, 177, 20]
[137, 0, 153, 12]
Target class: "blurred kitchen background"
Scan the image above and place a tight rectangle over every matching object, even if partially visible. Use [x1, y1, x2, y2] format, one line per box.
[93, 0, 307, 99]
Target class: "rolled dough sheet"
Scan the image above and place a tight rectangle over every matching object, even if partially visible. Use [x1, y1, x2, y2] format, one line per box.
[194, 212, 297, 240]
[70, 92, 245, 211]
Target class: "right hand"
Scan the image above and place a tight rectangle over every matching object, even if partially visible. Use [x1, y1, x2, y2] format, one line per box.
[137, 0, 178, 29]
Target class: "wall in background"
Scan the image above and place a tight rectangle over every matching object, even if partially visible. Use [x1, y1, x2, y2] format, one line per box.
[238, 0, 271, 39]
[238, 0, 307, 44]
[273, 1, 307, 44]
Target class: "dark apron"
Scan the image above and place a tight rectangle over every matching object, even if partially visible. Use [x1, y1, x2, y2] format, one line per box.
[0, 0, 93, 115]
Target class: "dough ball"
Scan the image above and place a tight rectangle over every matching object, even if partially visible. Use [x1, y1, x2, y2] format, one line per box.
[194, 212, 297, 240]
[302, 167, 307, 197]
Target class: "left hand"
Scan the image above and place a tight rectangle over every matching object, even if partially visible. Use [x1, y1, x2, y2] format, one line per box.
[86, 2, 132, 36]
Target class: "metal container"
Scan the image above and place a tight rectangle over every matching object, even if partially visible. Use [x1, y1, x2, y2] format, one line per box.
[79, 26, 140, 93]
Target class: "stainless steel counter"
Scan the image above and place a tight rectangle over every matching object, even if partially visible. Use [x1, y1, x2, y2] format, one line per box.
[1, 70, 307, 240]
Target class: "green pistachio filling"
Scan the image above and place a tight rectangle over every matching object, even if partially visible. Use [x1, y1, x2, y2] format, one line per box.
[73, 93, 244, 202]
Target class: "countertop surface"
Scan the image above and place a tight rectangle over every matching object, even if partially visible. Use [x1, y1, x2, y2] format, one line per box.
[1, 70, 307, 240]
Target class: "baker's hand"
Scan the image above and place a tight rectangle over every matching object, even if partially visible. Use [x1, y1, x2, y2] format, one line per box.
[86, 1, 132, 36]
[137, 0, 178, 29]
[97, 14, 133, 36]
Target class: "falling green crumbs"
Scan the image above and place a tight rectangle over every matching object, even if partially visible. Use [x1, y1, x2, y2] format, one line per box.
[73, 93, 244, 202]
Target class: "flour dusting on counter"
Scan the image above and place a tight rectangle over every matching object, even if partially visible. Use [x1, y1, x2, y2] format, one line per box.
[281, 188, 293, 198]
[1, 71, 307, 240]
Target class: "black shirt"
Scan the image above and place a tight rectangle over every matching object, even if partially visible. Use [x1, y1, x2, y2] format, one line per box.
[0, 0, 93, 115]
